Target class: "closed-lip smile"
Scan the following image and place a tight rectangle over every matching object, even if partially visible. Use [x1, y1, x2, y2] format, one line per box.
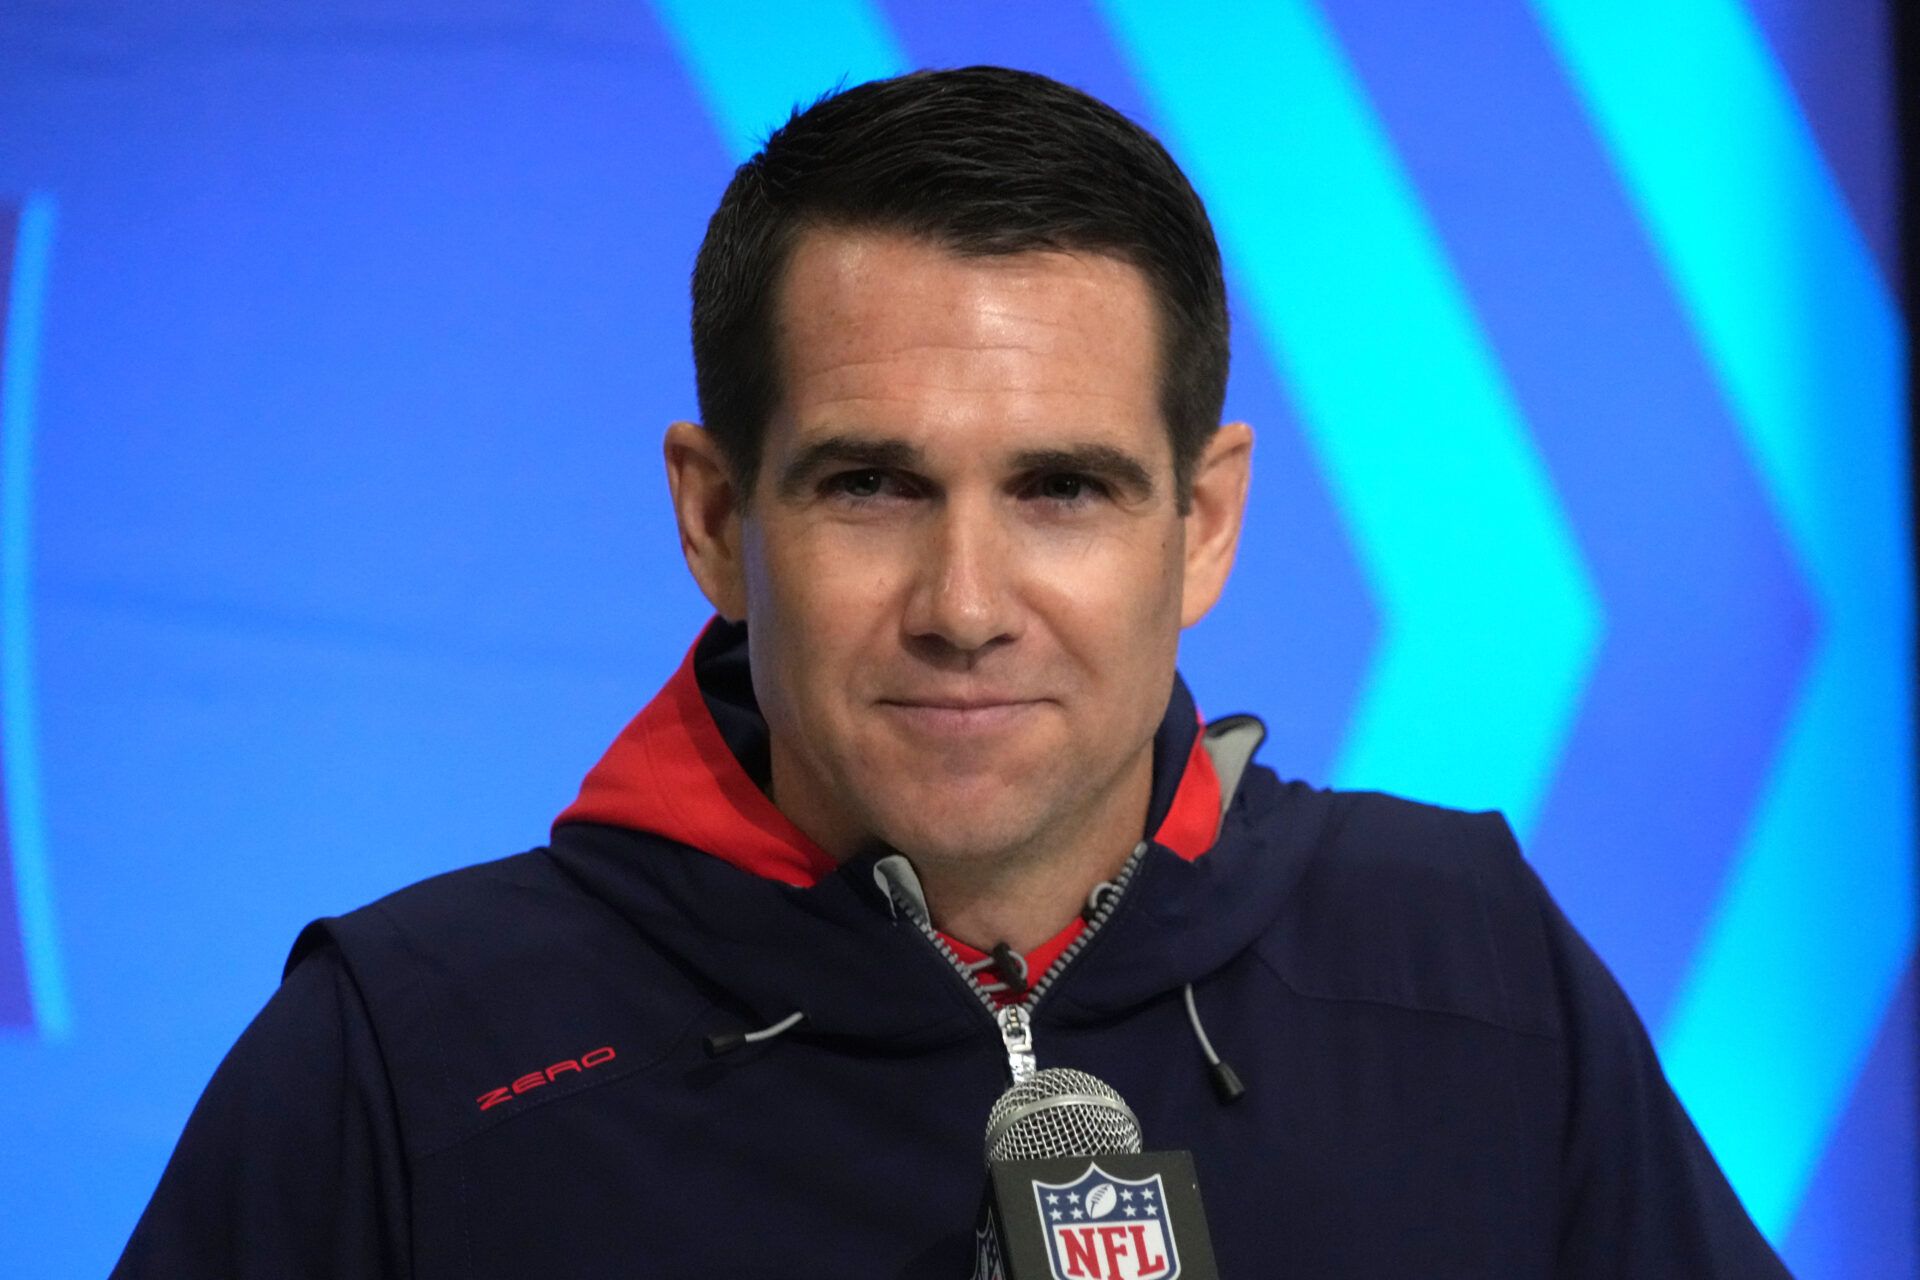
[877, 696, 1044, 732]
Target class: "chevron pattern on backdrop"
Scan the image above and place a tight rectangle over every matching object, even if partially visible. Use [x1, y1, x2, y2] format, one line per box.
[647, 0, 1908, 1262]
[0, 3, 1908, 1277]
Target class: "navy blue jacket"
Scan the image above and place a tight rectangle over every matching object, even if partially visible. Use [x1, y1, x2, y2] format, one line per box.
[115, 624, 1787, 1276]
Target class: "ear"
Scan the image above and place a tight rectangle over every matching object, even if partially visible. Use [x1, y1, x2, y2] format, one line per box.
[1180, 422, 1253, 628]
[664, 421, 749, 621]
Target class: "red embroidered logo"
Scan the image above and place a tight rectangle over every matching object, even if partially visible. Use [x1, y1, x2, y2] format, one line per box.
[476, 1045, 617, 1111]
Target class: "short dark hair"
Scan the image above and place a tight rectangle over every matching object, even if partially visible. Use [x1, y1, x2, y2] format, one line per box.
[690, 66, 1229, 507]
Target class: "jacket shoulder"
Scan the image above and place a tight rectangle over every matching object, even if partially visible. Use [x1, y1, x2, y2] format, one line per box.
[286, 845, 713, 1159]
[289, 848, 609, 976]
[1254, 785, 1560, 1039]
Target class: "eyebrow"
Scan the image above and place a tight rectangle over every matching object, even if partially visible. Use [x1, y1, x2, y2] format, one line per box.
[1008, 445, 1157, 499]
[775, 436, 925, 499]
[773, 434, 1158, 500]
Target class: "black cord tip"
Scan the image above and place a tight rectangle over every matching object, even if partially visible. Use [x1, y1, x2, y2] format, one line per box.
[988, 941, 1030, 995]
[1210, 1061, 1246, 1104]
[704, 1031, 747, 1058]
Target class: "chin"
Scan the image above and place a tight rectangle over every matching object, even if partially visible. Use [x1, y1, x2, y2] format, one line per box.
[867, 791, 1046, 867]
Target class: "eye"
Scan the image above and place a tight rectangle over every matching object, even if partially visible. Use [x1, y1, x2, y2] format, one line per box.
[1029, 472, 1104, 503]
[823, 469, 889, 499]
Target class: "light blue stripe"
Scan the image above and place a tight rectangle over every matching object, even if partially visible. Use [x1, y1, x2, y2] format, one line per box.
[2, 194, 69, 1039]
[1101, 0, 1602, 835]
[650, 0, 907, 162]
[1530, 0, 1913, 1238]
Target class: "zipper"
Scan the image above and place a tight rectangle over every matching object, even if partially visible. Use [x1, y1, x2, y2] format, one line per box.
[881, 841, 1150, 1083]
[1025, 841, 1147, 1005]
[996, 1004, 1037, 1083]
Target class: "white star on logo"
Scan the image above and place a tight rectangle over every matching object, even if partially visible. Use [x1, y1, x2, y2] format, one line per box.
[1046, 1193, 1059, 1206]
[1068, 1192, 1081, 1205]
[1071, 1208, 1084, 1220]
[1050, 1210, 1062, 1222]
[1142, 1189, 1156, 1202]
[1120, 1189, 1134, 1202]
[1124, 1205, 1137, 1217]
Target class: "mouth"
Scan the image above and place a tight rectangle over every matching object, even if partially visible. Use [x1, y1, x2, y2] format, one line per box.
[876, 698, 1045, 736]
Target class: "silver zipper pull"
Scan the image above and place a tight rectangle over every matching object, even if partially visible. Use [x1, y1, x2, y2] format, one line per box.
[996, 1003, 1038, 1084]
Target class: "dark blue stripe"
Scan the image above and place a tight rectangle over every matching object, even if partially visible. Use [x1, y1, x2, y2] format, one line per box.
[1317, 0, 1815, 1025]
[1780, 961, 1917, 1271]
[1741, 0, 1899, 285]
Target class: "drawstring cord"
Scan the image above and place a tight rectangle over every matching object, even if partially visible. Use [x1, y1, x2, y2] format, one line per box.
[704, 1010, 807, 1058]
[706, 866, 1246, 1110]
[706, 992, 1247, 1106]
[1184, 983, 1247, 1104]
[963, 942, 1030, 996]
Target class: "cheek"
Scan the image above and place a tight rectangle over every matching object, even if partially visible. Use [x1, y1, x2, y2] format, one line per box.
[743, 524, 899, 705]
[1031, 526, 1185, 636]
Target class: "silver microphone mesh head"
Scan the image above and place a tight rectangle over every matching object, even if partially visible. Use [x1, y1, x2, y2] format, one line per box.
[983, 1067, 1143, 1163]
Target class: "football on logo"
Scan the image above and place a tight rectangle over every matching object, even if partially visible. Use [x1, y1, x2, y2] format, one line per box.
[1030, 1163, 1179, 1280]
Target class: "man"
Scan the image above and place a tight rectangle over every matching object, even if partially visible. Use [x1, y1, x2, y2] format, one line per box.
[116, 67, 1787, 1276]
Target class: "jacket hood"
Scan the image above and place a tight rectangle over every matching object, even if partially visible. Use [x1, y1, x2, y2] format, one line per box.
[546, 619, 1333, 1045]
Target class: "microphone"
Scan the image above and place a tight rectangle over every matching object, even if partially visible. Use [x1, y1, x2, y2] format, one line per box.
[986, 1068, 1142, 1162]
[975, 1067, 1220, 1280]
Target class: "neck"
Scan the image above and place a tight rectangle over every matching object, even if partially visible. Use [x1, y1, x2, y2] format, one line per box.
[916, 845, 1137, 955]
[910, 759, 1151, 954]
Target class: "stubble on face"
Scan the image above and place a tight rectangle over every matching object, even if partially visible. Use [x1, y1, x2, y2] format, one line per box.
[739, 228, 1188, 903]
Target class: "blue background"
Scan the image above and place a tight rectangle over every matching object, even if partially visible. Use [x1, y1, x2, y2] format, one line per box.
[0, 2, 1910, 1275]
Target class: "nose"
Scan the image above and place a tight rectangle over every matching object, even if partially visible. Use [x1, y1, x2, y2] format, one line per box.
[902, 497, 1019, 658]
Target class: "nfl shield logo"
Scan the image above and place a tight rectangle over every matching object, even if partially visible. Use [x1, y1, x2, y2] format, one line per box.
[970, 1221, 1005, 1280]
[1030, 1163, 1179, 1280]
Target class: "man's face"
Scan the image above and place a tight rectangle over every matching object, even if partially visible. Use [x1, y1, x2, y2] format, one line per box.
[686, 228, 1242, 871]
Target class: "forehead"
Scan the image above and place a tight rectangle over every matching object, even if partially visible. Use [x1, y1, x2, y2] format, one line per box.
[767, 228, 1166, 457]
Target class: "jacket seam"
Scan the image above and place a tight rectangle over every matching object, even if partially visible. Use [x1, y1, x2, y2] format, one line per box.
[1467, 814, 1523, 1033]
[348, 904, 458, 1280]
[1251, 940, 1560, 1043]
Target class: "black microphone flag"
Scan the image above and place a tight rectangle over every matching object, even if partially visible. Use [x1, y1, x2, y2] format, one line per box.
[974, 1067, 1220, 1280]
[985, 1151, 1218, 1280]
